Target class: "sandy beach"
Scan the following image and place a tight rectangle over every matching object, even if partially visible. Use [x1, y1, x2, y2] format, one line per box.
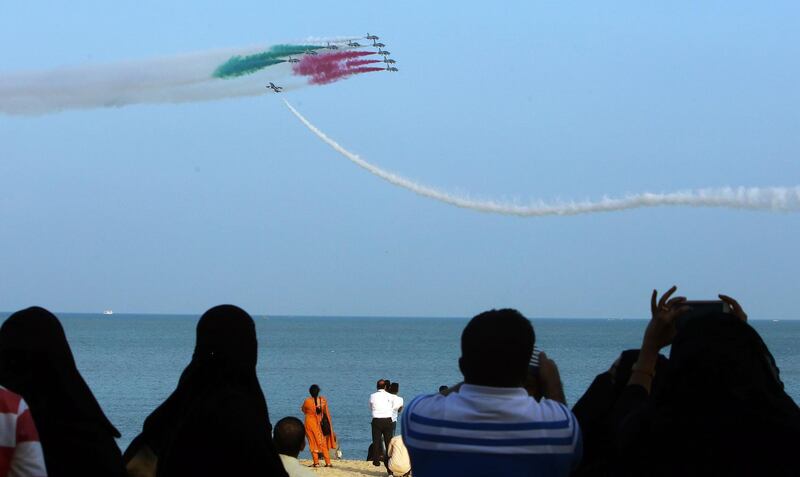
[298, 460, 393, 477]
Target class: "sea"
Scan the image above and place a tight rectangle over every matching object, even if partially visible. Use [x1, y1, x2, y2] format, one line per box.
[1, 314, 798, 459]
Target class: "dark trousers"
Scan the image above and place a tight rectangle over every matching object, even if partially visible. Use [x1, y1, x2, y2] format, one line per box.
[371, 417, 394, 461]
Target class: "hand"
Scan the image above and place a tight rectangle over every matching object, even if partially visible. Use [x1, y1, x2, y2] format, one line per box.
[523, 373, 542, 400]
[644, 286, 689, 352]
[538, 351, 567, 405]
[719, 294, 747, 322]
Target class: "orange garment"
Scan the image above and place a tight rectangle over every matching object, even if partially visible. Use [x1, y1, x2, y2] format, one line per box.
[301, 396, 335, 465]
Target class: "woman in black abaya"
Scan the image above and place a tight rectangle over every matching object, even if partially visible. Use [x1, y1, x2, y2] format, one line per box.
[0, 306, 127, 477]
[124, 304, 287, 477]
[616, 298, 800, 477]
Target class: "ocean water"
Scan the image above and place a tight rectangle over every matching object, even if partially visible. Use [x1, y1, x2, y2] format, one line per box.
[1, 314, 798, 459]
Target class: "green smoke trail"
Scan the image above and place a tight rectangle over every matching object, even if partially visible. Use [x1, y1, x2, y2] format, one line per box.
[213, 44, 324, 79]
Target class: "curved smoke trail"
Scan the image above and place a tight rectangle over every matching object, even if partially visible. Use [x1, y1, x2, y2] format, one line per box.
[283, 99, 800, 216]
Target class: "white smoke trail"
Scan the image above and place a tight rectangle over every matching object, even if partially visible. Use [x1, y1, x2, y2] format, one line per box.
[0, 40, 353, 116]
[283, 99, 800, 216]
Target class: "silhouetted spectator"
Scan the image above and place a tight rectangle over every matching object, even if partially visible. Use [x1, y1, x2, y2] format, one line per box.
[402, 308, 582, 476]
[613, 288, 800, 476]
[274, 417, 315, 477]
[124, 305, 287, 477]
[571, 349, 668, 476]
[438, 385, 448, 394]
[0, 307, 126, 477]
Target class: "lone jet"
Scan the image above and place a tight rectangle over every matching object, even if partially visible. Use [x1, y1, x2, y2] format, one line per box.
[286, 56, 300, 63]
[385, 66, 398, 72]
[347, 41, 362, 47]
[383, 58, 396, 64]
[366, 33, 379, 40]
[372, 41, 386, 48]
[377, 49, 391, 56]
[266, 82, 283, 92]
[325, 42, 339, 50]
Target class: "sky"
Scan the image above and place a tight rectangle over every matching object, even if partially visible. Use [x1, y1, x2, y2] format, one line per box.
[0, 1, 798, 319]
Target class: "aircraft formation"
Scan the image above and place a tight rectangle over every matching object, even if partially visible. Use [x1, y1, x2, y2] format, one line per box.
[366, 33, 398, 72]
[267, 32, 398, 92]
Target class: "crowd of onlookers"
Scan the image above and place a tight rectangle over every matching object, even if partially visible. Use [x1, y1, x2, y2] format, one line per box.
[0, 286, 798, 477]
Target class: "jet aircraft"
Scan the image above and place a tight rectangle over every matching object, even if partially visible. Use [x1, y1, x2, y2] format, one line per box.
[385, 66, 398, 72]
[366, 33, 379, 40]
[286, 56, 300, 63]
[383, 58, 396, 64]
[325, 42, 339, 50]
[372, 41, 386, 48]
[266, 82, 283, 92]
[377, 49, 391, 56]
[347, 41, 362, 47]
[304, 49, 318, 55]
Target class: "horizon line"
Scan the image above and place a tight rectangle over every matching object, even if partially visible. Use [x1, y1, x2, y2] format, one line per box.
[0, 311, 795, 321]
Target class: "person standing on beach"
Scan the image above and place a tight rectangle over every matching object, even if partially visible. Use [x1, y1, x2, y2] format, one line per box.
[402, 309, 582, 477]
[370, 379, 402, 467]
[300, 385, 333, 468]
[388, 382, 404, 435]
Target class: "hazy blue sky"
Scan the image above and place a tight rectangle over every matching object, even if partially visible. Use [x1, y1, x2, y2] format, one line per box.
[1, 1, 798, 318]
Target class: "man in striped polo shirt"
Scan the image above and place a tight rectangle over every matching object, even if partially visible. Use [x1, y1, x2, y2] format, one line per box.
[0, 386, 46, 477]
[402, 309, 581, 476]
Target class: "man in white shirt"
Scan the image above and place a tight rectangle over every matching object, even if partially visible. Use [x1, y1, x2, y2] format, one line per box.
[273, 417, 316, 477]
[369, 379, 401, 466]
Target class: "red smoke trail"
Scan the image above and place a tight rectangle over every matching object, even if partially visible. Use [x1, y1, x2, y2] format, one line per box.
[293, 51, 380, 85]
[314, 50, 373, 62]
[349, 67, 384, 74]
[344, 59, 381, 68]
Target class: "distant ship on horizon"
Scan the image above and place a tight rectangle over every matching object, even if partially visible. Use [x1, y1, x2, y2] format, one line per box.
[103, 310, 113, 315]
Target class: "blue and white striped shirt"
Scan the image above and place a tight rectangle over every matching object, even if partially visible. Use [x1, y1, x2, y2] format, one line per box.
[402, 384, 582, 477]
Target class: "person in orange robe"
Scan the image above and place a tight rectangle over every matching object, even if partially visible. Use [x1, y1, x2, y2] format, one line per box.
[301, 384, 335, 467]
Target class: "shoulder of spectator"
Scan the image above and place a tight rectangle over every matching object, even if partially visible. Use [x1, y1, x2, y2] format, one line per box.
[538, 396, 570, 412]
[401, 393, 441, 422]
[571, 372, 616, 421]
[537, 398, 581, 430]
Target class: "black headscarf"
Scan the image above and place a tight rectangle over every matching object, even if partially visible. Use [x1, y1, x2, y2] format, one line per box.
[0, 306, 126, 477]
[127, 305, 287, 477]
[617, 314, 800, 476]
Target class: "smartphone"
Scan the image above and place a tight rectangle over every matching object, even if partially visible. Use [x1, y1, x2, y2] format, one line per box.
[675, 300, 731, 330]
[528, 346, 542, 376]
